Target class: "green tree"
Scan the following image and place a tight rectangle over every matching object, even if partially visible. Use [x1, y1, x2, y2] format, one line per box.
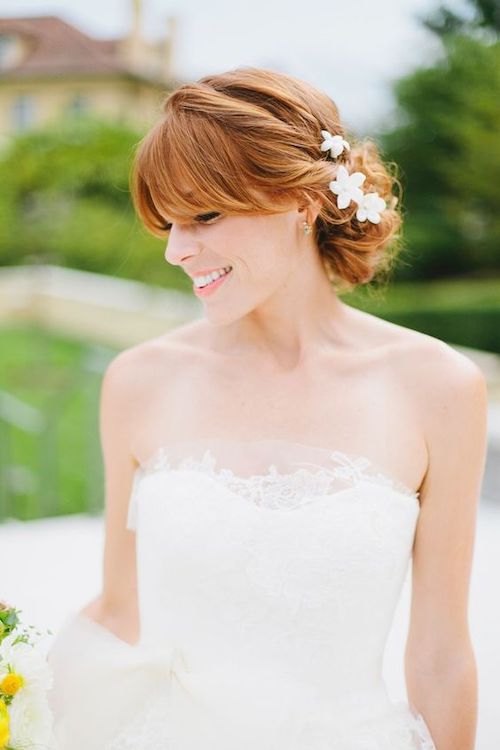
[379, 16, 500, 280]
[0, 116, 188, 290]
[421, 0, 500, 36]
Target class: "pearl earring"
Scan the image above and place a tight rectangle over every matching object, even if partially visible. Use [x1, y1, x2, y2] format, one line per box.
[303, 221, 312, 236]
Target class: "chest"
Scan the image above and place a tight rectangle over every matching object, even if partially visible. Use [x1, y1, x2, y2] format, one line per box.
[135, 353, 408, 455]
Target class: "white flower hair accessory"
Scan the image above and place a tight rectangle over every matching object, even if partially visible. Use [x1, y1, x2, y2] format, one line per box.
[320, 130, 350, 159]
[328, 165, 365, 210]
[355, 192, 387, 224]
[320, 129, 387, 224]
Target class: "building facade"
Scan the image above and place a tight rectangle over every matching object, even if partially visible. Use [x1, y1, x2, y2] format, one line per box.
[0, 1, 179, 137]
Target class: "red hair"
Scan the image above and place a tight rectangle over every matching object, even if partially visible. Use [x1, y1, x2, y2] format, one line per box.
[130, 66, 403, 293]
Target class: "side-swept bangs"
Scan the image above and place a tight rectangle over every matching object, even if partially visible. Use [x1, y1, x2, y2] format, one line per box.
[130, 82, 317, 237]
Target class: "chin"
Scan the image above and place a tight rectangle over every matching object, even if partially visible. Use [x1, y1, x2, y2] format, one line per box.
[201, 286, 274, 327]
[203, 300, 256, 327]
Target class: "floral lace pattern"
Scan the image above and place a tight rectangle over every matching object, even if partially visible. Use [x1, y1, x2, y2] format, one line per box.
[103, 695, 174, 750]
[101, 691, 437, 750]
[136, 445, 420, 514]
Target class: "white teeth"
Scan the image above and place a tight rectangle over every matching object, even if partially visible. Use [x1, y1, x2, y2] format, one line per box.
[194, 266, 232, 288]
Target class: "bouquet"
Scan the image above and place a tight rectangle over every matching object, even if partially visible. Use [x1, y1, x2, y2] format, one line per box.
[0, 600, 54, 750]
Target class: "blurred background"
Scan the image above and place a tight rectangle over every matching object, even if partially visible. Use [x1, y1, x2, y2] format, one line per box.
[0, 0, 498, 747]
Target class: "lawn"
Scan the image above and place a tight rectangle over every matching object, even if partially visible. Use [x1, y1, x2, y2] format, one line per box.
[0, 323, 118, 521]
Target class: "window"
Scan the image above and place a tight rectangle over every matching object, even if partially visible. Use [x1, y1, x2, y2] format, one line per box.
[11, 94, 36, 131]
[0, 34, 24, 71]
[66, 93, 90, 118]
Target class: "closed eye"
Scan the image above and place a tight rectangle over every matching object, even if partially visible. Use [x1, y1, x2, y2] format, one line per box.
[194, 212, 221, 223]
[161, 212, 220, 231]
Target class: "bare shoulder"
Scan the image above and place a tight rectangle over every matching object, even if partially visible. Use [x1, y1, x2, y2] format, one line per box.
[347, 305, 488, 464]
[99, 319, 210, 445]
[363, 311, 488, 501]
[402, 327, 489, 480]
[348, 303, 487, 395]
[103, 319, 208, 385]
[382, 317, 488, 409]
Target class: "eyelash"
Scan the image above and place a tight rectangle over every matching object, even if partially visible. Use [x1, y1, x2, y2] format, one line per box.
[196, 212, 221, 223]
[161, 212, 221, 231]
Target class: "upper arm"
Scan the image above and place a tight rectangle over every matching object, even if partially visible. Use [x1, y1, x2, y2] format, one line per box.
[406, 342, 489, 671]
[98, 348, 143, 612]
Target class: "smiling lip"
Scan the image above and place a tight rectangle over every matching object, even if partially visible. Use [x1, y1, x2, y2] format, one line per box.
[192, 267, 232, 297]
[187, 266, 231, 278]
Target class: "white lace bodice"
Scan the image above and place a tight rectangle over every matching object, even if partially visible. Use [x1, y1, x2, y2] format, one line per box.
[129, 441, 420, 517]
[48, 438, 436, 750]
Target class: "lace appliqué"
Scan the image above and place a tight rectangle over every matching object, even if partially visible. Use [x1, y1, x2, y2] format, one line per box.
[294, 699, 437, 750]
[102, 693, 437, 750]
[140, 447, 420, 512]
[103, 694, 175, 750]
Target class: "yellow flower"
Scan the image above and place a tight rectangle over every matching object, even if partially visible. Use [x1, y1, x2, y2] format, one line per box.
[0, 698, 10, 748]
[1, 672, 25, 696]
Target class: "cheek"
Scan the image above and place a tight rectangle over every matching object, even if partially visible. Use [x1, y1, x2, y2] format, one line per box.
[258, 245, 296, 287]
[237, 252, 283, 291]
[235, 231, 293, 281]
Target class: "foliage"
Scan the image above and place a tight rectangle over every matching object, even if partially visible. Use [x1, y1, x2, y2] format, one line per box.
[420, 0, 500, 36]
[379, 30, 500, 280]
[0, 116, 189, 290]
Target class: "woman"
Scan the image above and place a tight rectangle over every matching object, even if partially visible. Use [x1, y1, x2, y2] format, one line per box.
[47, 66, 488, 750]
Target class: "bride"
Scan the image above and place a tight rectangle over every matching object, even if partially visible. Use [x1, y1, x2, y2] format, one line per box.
[47, 66, 487, 750]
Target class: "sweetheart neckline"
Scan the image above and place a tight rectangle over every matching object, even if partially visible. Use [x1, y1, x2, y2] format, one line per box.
[132, 441, 421, 506]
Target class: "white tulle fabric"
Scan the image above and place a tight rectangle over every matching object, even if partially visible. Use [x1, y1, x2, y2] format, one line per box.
[47, 438, 437, 750]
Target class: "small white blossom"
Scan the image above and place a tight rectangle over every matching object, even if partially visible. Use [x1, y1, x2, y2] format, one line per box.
[329, 165, 365, 210]
[320, 130, 351, 159]
[355, 192, 387, 224]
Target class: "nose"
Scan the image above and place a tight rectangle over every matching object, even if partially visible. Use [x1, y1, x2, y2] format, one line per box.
[164, 225, 201, 267]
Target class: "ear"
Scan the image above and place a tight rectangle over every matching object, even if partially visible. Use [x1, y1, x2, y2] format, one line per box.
[297, 195, 323, 223]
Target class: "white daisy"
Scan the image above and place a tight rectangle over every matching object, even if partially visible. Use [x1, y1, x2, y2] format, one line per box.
[329, 165, 365, 210]
[0, 632, 53, 695]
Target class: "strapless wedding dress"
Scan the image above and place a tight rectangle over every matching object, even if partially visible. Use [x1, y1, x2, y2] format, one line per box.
[47, 438, 437, 749]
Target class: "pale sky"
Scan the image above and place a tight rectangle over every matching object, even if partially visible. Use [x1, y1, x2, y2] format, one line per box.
[0, 0, 464, 133]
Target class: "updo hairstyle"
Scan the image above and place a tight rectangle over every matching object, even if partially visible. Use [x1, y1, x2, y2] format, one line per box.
[131, 66, 403, 293]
